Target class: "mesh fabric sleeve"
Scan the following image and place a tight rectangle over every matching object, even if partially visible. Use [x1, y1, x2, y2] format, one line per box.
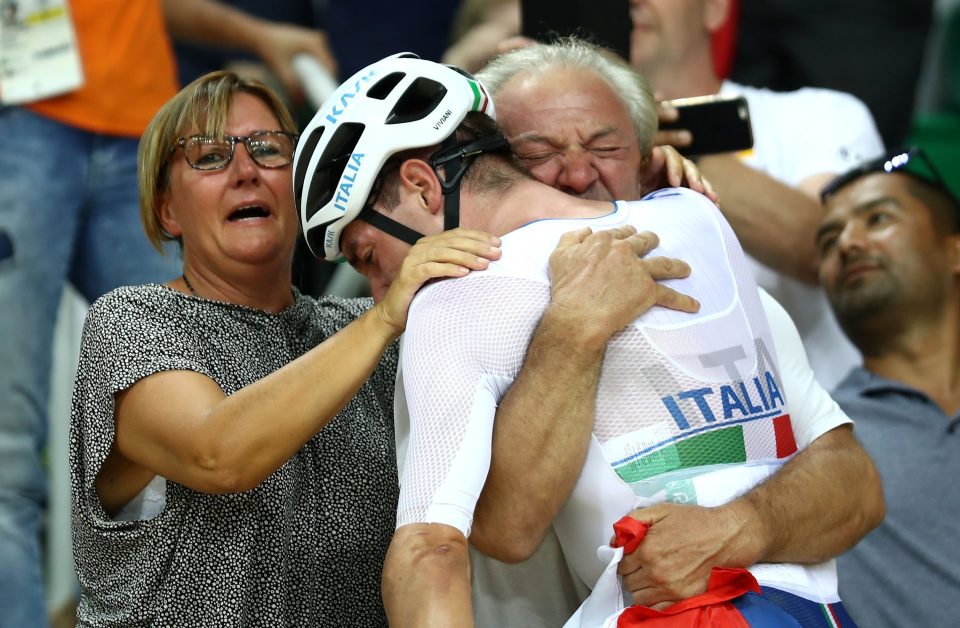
[396, 273, 550, 536]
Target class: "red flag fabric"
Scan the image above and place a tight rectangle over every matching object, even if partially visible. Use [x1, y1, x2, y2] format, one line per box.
[612, 516, 650, 554]
[610, 515, 760, 627]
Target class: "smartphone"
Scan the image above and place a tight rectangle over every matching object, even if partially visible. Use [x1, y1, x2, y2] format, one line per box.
[659, 95, 754, 157]
[521, 0, 631, 61]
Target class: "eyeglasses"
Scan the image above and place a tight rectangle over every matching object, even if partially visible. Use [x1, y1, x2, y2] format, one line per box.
[820, 147, 960, 210]
[172, 131, 298, 171]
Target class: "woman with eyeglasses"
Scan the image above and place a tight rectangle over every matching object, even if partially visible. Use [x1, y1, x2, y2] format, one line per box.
[68, 70, 501, 627]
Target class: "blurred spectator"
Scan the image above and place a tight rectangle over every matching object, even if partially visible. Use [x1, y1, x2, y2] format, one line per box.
[0, 0, 19, 28]
[323, 0, 460, 79]
[629, 0, 885, 389]
[443, 0, 520, 72]
[818, 147, 960, 627]
[173, 1, 329, 99]
[731, 0, 934, 149]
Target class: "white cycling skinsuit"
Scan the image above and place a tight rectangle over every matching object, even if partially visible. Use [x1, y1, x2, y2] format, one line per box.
[396, 188, 851, 624]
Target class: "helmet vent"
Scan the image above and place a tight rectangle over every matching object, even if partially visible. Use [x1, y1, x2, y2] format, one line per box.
[294, 125, 325, 211]
[367, 72, 405, 100]
[305, 122, 364, 222]
[386, 77, 447, 125]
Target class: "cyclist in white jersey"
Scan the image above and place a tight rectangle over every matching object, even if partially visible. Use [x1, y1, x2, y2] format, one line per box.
[471, 40, 881, 627]
[294, 53, 876, 626]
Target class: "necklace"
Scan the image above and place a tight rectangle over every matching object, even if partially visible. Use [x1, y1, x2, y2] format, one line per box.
[182, 273, 198, 296]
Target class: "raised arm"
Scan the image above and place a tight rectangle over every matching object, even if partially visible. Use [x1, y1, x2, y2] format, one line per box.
[161, 0, 337, 99]
[383, 522, 474, 628]
[470, 225, 699, 560]
[655, 92, 883, 286]
[96, 230, 499, 512]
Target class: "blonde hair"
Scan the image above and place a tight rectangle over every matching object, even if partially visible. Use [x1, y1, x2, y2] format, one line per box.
[138, 70, 298, 252]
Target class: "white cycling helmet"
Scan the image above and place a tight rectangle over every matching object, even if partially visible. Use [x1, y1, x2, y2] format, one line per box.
[294, 52, 505, 260]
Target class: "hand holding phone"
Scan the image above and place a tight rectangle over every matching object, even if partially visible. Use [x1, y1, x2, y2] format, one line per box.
[658, 95, 754, 157]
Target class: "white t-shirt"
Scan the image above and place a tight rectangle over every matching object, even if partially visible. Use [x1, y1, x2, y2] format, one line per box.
[395, 189, 852, 626]
[720, 80, 885, 391]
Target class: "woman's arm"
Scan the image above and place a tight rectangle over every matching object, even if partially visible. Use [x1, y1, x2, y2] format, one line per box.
[96, 229, 500, 511]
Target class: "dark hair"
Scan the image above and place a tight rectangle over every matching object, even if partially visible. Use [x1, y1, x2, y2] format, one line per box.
[375, 113, 528, 212]
[821, 147, 960, 233]
[903, 176, 960, 234]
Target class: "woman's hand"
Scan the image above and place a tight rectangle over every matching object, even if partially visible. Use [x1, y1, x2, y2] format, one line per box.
[374, 228, 502, 336]
[641, 145, 717, 202]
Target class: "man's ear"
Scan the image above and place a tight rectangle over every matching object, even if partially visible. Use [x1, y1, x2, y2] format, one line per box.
[398, 159, 443, 216]
[157, 189, 182, 238]
[704, 0, 731, 34]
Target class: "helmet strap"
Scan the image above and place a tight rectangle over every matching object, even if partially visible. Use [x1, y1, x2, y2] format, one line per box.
[443, 178, 462, 232]
[356, 132, 510, 246]
[357, 206, 424, 246]
[430, 132, 510, 232]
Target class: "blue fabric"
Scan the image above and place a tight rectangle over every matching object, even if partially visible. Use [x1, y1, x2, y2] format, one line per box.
[732, 591, 802, 627]
[754, 587, 856, 627]
[0, 106, 180, 628]
[833, 367, 960, 628]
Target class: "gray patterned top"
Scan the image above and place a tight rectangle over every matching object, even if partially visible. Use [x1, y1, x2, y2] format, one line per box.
[70, 284, 399, 627]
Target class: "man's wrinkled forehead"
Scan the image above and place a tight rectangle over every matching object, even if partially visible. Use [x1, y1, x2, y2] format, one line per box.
[821, 174, 881, 219]
[496, 68, 635, 137]
[818, 174, 916, 238]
